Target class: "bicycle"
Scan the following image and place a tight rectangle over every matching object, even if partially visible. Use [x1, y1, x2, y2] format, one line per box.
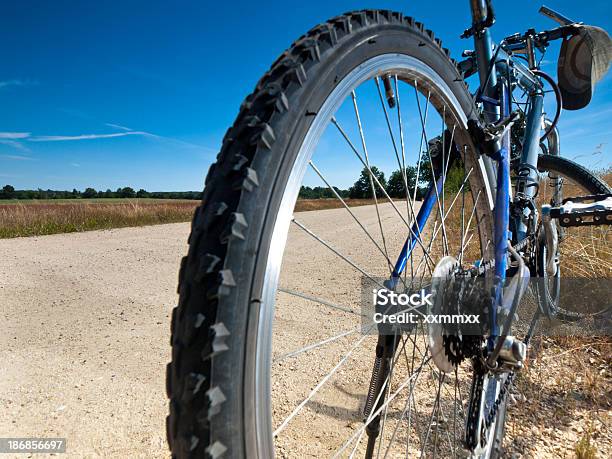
[166, 1, 612, 457]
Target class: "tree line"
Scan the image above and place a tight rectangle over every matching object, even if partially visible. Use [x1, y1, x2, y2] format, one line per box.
[2, 158, 464, 201]
[298, 160, 465, 200]
[0, 185, 202, 200]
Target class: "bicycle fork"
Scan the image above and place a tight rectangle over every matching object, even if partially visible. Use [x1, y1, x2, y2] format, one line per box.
[363, 334, 400, 458]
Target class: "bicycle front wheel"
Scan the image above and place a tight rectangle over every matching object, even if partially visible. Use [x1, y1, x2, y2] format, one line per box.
[167, 10, 501, 458]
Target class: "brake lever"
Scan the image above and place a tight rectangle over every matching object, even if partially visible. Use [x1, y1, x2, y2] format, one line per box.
[539, 5, 575, 26]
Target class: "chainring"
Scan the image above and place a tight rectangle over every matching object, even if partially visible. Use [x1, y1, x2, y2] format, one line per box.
[428, 256, 460, 372]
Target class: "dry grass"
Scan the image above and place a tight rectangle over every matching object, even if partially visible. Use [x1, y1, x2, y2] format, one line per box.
[294, 198, 378, 212]
[503, 173, 612, 456]
[0, 199, 199, 238]
[0, 198, 387, 238]
[420, 171, 612, 456]
[576, 421, 598, 459]
[506, 336, 611, 457]
[540, 172, 612, 278]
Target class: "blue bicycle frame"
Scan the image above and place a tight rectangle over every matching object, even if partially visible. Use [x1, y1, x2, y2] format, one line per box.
[388, 0, 546, 344]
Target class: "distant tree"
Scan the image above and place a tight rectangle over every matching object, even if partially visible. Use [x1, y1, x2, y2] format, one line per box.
[443, 163, 468, 195]
[0, 186, 204, 201]
[82, 187, 97, 198]
[298, 185, 351, 199]
[349, 166, 386, 199]
[1, 184, 15, 199]
[413, 151, 467, 197]
[387, 167, 418, 198]
[119, 187, 136, 198]
[331, 187, 349, 199]
[299, 186, 311, 198]
[416, 152, 434, 187]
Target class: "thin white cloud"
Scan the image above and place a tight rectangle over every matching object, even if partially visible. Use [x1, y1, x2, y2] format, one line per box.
[29, 131, 155, 142]
[0, 79, 38, 89]
[3, 124, 216, 156]
[104, 123, 217, 152]
[0, 154, 34, 161]
[28, 126, 215, 153]
[0, 139, 31, 152]
[0, 132, 31, 139]
[105, 123, 132, 131]
[0, 133, 31, 152]
[71, 163, 81, 167]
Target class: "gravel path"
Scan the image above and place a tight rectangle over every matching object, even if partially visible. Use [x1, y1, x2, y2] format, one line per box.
[1, 224, 187, 458]
[1, 205, 608, 457]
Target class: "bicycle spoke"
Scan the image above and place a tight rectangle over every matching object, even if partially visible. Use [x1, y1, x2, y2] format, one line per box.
[351, 90, 391, 265]
[419, 168, 475, 265]
[374, 77, 418, 227]
[460, 190, 483, 260]
[331, 116, 436, 268]
[394, 76, 412, 216]
[333, 356, 432, 458]
[273, 332, 372, 437]
[382, 336, 428, 457]
[291, 218, 385, 289]
[394, 75, 419, 282]
[374, 77, 403, 189]
[411, 81, 430, 210]
[459, 150, 469, 265]
[419, 373, 445, 458]
[309, 160, 398, 280]
[415, 85, 449, 256]
[376, 331, 401, 458]
[273, 327, 361, 363]
[278, 287, 361, 316]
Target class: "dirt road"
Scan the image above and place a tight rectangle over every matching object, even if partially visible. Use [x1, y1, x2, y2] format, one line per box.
[1, 224, 186, 457]
[1, 204, 608, 457]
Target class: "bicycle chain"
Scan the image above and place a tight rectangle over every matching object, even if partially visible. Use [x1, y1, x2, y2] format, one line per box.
[465, 236, 531, 278]
[463, 237, 528, 450]
[465, 369, 485, 450]
[466, 370, 515, 450]
[485, 372, 514, 430]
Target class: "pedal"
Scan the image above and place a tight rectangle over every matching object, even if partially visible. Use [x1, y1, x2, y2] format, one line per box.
[547, 194, 612, 227]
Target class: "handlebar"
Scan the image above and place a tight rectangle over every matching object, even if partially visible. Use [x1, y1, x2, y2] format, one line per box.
[502, 24, 579, 50]
[538, 24, 580, 43]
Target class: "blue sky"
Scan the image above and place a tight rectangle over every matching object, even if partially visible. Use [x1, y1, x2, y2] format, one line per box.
[1, 0, 610, 191]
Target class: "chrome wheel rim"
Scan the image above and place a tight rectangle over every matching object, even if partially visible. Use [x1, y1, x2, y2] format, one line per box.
[250, 53, 497, 457]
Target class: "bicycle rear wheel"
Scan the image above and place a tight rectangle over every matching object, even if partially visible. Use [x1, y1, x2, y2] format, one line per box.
[166, 10, 502, 458]
[536, 154, 611, 320]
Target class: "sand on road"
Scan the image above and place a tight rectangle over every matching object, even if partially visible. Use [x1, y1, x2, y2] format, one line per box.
[1, 224, 187, 458]
[1, 203, 608, 458]
[0, 202, 406, 457]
